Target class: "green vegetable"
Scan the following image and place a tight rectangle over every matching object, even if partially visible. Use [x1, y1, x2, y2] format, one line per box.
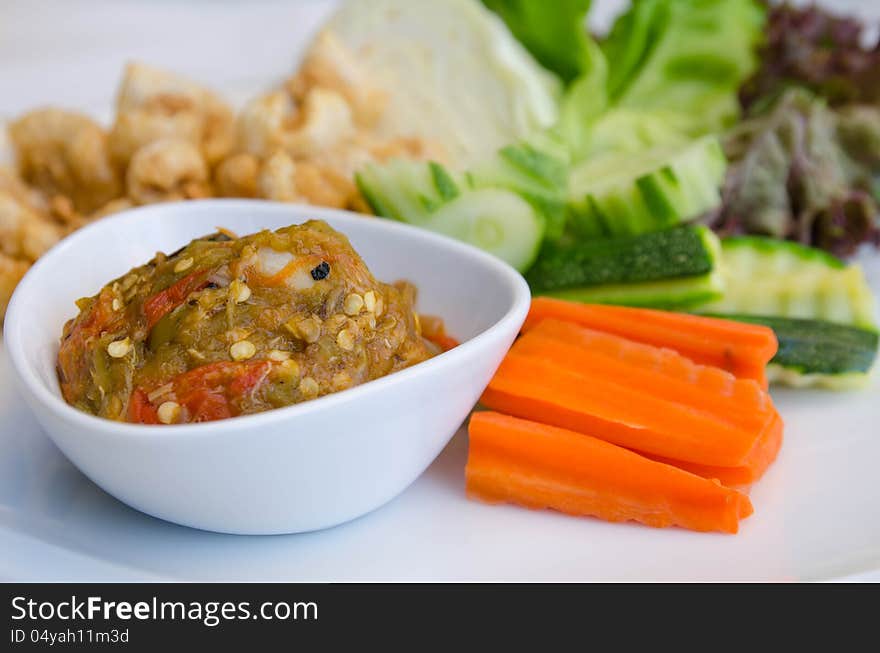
[466, 141, 569, 240]
[698, 236, 878, 329]
[527, 225, 724, 309]
[423, 188, 545, 271]
[482, 0, 593, 84]
[355, 159, 462, 225]
[601, 0, 765, 135]
[711, 315, 879, 390]
[567, 135, 726, 237]
[356, 158, 546, 271]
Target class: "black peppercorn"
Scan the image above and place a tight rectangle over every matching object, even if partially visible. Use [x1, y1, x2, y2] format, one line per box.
[310, 261, 330, 280]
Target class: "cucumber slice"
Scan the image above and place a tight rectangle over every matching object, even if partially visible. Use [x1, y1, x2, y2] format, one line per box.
[424, 188, 544, 272]
[355, 147, 553, 271]
[567, 135, 726, 237]
[528, 226, 724, 309]
[711, 314, 879, 390]
[356, 159, 461, 225]
[700, 236, 878, 329]
[466, 141, 569, 241]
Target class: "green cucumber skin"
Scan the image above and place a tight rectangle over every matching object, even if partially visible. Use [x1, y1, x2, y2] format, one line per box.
[466, 142, 569, 241]
[542, 281, 723, 310]
[709, 314, 879, 377]
[567, 135, 726, 237]
[499, 143, 568, 193]
[526, 225, 719, 291]
[356, 169, 397, 221]
[721, 236, 846, 270]
[634, 170, 679, 230]
[430, 162, 461, 202]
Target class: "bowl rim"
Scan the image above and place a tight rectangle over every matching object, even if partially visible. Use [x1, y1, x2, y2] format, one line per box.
[4, 199, 530, 439]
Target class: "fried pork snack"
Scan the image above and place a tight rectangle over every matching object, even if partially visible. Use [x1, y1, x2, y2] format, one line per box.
[1, 31, 445, 321]
[8, 109, 121, 214]
[126, 138, 212, 205]
[109, 62, 235, 168]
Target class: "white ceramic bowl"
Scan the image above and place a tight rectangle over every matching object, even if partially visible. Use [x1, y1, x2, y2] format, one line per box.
[4, 200, 529, 534]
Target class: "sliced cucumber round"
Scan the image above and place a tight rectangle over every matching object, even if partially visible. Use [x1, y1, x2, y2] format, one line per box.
[426, 188, 544, 272]
[567, 135, 727, 237]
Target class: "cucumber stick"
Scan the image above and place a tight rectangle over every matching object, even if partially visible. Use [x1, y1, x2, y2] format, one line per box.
[700, 237, 878, 329]
[713, 315, 879, 390]
[527, 225, 724, 309]
[567, 135, 726, 237]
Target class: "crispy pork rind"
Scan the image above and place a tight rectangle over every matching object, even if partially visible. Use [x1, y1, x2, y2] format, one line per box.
[287, 30, 387, 129]
[109, 62, 235, 167]
[257, 151, 299, 202]
[8, 109, 121, 214]
[214, 153, 259, 198]
[0, 165, 49, 214]
[237, 87, 355, 159]
[126, 138, 211, 205]
[0, 191, 63, 261]
[0, 253, 29, 321]
[293, 161, 358, 209]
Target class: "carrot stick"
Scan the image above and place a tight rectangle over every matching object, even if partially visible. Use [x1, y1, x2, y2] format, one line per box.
[481, 353, 777, 467]
[518, 320, 774, 431]
[466, 412, 753, 534]
[642, 412, 784, 487]
[524, 298, 778, 388]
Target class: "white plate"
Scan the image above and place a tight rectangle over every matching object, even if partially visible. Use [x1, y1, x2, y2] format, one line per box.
[1, 0, 880, 581]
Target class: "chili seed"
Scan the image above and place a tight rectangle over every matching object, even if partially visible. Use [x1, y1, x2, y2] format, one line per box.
[343, 293, 364, 316]
[112, 298, 123, 311]
[157, 401, 181, 425]
[267, 349, 291, 362]
[174, 257, 194, 273]
[285, 315, 322, 344]
[299, 376, 319, 397]
[336, 328, 355, 351]
[363, 290, 377, 312]
[230, 279, 251, 304]
[230, 340, 256, 361]
[332, 372, 351, 390]
[107, 337, 132, 358]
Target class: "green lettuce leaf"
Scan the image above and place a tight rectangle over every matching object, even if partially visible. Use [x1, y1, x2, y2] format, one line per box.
[602, 0, 765, 135]
[482, 0, 593, 84]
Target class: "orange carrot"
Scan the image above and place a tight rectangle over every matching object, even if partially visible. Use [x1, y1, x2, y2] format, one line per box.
[642, 412, 784, 487]
[523, 298, 778, 388]
[481, 351, 778, 468]
[466, 412, 753, 534]
[518, 320, 774, 431]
